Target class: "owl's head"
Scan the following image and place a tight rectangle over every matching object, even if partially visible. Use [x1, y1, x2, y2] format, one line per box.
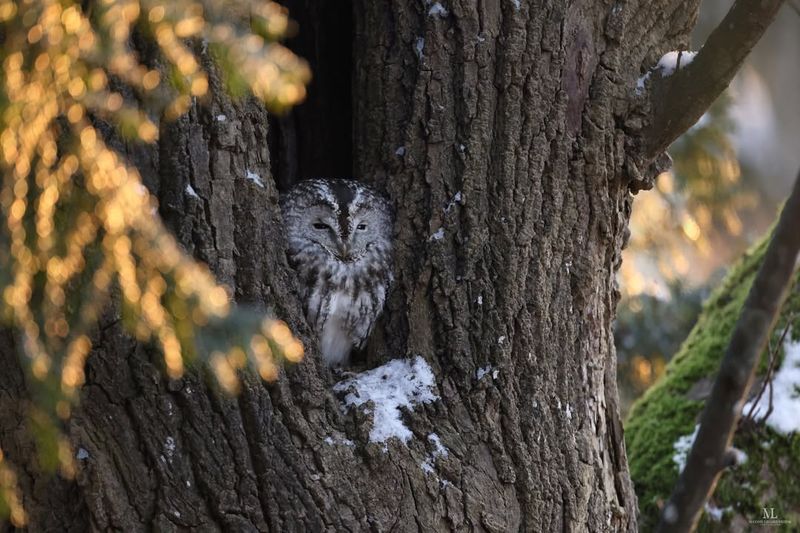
[281, 179, 393, 264]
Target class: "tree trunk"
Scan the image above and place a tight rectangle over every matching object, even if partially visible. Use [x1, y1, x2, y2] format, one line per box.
[0, 0, 715, 531]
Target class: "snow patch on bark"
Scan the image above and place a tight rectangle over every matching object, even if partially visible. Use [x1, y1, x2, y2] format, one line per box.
[420, 433, 448, 476]
[414, 37, 425, 59]
[672, 424, 699, 472]
[324, 435, 355, 447]
[334, 356, 438, 445]
[164, 436, 176, 459]
[428, 433, 448, 457]
[635, 72, 651, 94]
[445, 191, 462, 212]
[476, 364, 496, 381]
[429, 228, 445, 241]
[428, 2, 447, 16]
[245, 170, 265, 188]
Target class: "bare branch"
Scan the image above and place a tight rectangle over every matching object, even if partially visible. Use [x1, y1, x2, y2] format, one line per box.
[642, 0, 785, 160]
[656, 169, 800, 533]
[743, 314, 791, 424]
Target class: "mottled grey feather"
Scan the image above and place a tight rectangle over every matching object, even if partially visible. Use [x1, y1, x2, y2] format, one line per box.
[281, 179, 393, 366]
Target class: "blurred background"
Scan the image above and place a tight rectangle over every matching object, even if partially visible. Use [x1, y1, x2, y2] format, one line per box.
[616, 1, 800, 415]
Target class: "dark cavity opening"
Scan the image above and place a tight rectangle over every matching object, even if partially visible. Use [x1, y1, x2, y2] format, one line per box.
[270, 0, 354, 193]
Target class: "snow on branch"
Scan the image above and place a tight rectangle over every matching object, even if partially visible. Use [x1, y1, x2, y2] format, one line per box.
[636, 50, 698, 93]
[656, 170, 800, 533]
[654, 51, 697, 77]
[641, 0, 785, 161]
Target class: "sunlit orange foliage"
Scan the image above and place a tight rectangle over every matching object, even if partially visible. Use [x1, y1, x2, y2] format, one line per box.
[0, 0, 309, 523]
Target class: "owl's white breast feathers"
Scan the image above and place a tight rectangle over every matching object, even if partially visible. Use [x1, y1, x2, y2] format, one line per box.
[318, 290, 356, 366]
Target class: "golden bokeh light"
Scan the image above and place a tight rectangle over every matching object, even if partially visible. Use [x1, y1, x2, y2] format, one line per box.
[0, 451, 26, 527]
[0, 0, 308, 508]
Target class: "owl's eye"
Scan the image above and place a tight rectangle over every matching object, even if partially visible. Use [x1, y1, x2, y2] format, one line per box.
[357, 224, 367, 230]
[313, 222, 331, 231]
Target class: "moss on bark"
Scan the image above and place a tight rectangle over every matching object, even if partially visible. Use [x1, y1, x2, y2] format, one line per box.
[626, 231, 800, 531]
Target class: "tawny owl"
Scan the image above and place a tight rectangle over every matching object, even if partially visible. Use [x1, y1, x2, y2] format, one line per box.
[280, 179, 393, 367]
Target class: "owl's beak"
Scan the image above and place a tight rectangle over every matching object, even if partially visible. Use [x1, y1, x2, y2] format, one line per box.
[336, 243, 351, 261]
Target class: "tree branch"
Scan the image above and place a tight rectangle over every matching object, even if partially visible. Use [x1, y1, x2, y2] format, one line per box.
[656, 170, 800, 533]
[642, 0, 785, 161]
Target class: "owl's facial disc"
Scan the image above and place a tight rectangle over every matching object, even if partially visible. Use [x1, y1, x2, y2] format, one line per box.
[307, 216, 359, 263]
[296, 188, 388, 266]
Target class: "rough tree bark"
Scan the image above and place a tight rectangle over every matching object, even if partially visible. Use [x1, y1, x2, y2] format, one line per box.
[0, 0, 783, 531]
